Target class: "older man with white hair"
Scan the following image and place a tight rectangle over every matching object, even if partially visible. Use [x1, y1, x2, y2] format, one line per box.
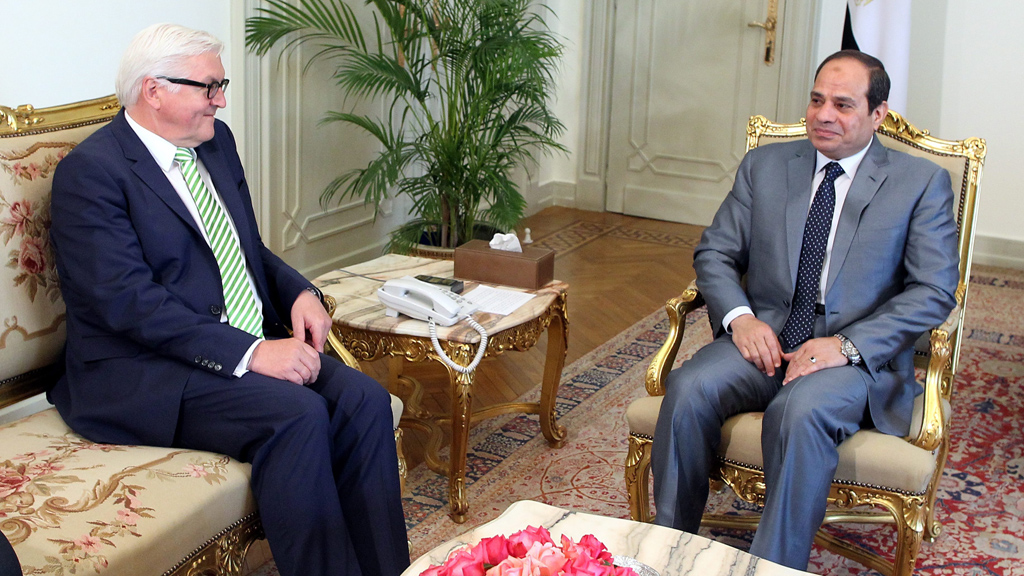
[48, 23, 409, 576]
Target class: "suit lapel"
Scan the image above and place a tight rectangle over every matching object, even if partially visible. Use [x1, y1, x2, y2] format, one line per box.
[784, 142, 817, 288]
[195, 141, 257, 257]
[110, 112, 203, 237]
[113, 113, 271, 308]
[196, 132, 272, 308]
[824, 137, 888, 293]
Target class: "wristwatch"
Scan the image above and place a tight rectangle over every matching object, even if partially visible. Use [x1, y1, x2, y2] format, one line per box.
[834, 333, 862, 365]
[305, 286, 324, 303]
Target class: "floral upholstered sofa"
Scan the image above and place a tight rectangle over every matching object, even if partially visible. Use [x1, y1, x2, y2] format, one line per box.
[0, 96, 405, 576]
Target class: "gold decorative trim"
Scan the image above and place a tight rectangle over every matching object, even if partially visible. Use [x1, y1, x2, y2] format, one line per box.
[643, 280, 702, 396]
[395, 428, 407, 495]
[711, 455, 930, 498]
[1, 95, 120, 137]
[323, 295, 363, 371]
[333, 299, 562, 365]
[163, 513, 265, 576]
[624, 434, 653, 522]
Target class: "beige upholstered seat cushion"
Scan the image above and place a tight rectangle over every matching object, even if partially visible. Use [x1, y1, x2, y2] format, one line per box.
[625, 395, 662, 438]
[626, 393, 948, 495]
[2, 408, 256, 576]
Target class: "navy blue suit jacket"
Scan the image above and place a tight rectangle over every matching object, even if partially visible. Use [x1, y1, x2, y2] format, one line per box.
[49, 110, 313, 447]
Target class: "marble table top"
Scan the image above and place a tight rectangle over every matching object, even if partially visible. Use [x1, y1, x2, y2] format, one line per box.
[404, 501, 808, 576]
[315, 254, 568, 345]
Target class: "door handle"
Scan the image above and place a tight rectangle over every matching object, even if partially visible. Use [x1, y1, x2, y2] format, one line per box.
[748, 0, 778, 65]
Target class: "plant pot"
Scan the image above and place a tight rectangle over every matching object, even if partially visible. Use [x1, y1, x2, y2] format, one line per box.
[408, 224, 505, 261]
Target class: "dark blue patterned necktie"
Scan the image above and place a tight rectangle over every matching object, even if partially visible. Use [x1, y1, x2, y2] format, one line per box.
[780, 161, 845, 350]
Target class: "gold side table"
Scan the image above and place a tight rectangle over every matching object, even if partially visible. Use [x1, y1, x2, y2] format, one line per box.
[314, 254, 568, 522]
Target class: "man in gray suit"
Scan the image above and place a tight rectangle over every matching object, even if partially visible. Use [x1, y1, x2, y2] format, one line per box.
[651, 50, 960, 570]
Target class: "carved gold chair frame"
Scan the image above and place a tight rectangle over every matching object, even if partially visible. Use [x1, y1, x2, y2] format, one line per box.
[624, 111, 985, 576]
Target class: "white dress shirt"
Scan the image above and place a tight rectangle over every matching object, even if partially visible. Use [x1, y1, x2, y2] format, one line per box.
[125, 111, 262, 375]
[722, 141, 873, 332]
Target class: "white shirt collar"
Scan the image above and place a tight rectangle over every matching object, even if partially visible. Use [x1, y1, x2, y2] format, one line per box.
[124, 111, 183, 173]
[814, 138, 873, 181]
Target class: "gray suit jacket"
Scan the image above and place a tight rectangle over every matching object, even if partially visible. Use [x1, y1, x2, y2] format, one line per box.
[694, 136, 959, 436]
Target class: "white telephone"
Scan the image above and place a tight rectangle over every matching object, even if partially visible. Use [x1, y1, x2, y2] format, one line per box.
[377, 277, 488, 373]
[377, 276, 478, 326]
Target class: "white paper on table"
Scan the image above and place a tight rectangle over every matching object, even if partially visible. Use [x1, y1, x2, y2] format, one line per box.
[464, 285, 536, 315]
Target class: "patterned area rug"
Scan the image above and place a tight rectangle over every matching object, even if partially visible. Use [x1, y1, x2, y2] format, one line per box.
[399, 264, 1024, 575]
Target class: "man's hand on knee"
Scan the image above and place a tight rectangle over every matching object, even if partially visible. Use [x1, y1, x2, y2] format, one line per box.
[250, 339, 321, 385]
[781, 337, 846, 385]
[730, 314, 783, 376]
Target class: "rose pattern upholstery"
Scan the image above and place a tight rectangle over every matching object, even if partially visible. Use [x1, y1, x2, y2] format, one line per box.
[0, 121, 101, 383]
[0, 97, 267, 576]
[1, 409, 256, 575]
[1, 141, 70, 305]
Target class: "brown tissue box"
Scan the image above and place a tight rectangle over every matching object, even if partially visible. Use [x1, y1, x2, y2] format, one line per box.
[453, 239, 554, 290]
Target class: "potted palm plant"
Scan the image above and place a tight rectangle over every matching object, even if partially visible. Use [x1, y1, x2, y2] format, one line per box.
[245, 0, 567, 253]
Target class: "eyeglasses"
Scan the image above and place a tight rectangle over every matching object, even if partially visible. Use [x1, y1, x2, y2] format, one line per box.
[157, 76, 230, 99]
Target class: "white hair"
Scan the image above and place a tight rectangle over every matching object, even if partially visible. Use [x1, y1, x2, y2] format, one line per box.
[115, 23, 224, 108]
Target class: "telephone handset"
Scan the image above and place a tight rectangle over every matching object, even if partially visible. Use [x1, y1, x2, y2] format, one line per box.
[377, 276, 478, 326]
[377, 276, 487, 373]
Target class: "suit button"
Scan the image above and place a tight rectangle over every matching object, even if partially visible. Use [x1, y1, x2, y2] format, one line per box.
[210, 305, 222, 315]
[214, 363, 223, 371]
[194, 355, 203, 364]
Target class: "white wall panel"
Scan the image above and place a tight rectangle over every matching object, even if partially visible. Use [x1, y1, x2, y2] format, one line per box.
[0, 0, 233, 126]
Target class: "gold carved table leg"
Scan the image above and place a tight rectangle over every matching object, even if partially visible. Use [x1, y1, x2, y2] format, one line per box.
[334, 290, 570, 523]
[538, 303, 568, 446]
[440, 295, 569, 522]
[445, 362, 476, 523]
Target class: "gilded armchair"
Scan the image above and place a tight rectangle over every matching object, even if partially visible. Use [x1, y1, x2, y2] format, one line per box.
[0, 95, 404, 576]
[623, 111, 985, 576]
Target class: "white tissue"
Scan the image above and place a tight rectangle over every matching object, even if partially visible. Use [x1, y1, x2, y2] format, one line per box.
[489, 232, 523, 252]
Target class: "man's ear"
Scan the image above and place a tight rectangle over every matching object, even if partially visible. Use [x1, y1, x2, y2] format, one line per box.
[140, 77, 163, 110]
[871, 100, 889, 129]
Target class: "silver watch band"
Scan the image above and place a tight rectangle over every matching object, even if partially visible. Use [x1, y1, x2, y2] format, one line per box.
[835, 333, 862, 365]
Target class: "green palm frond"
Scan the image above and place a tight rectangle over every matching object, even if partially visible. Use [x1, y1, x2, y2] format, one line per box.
[246, 0, 367, 64]
[332, 51, 429, 102]
[246, 0, 568, 250]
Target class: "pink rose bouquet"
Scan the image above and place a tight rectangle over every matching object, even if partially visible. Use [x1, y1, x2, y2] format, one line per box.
[421, 526, 637, 576]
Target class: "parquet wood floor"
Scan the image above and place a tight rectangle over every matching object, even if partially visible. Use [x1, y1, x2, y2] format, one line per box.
[360, 206, 704, 470]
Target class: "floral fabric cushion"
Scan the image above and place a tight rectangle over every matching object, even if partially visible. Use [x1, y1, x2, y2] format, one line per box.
[1, 408, 256, 575]
[0, 122, 109, 383]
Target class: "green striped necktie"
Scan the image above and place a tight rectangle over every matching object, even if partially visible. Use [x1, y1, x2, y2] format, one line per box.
[175, 147, 264, 338]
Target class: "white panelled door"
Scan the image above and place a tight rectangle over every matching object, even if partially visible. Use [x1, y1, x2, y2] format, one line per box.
[606, 0, 789, 225]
